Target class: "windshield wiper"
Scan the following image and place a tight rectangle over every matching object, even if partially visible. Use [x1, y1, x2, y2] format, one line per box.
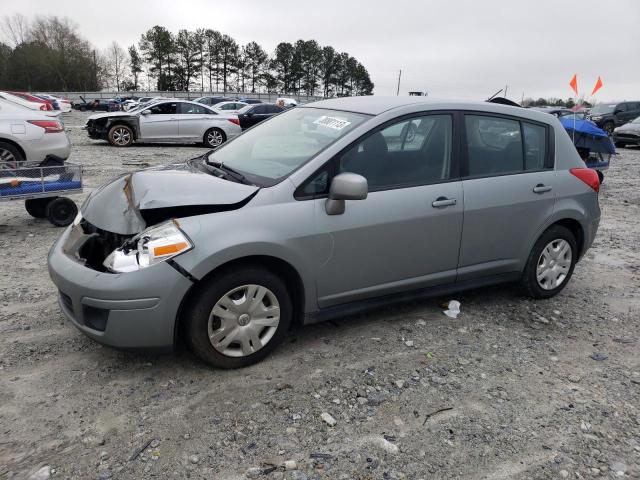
[206, 158, 254, 185]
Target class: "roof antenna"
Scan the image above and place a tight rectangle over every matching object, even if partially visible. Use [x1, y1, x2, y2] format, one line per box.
[487, 89, 503, 101]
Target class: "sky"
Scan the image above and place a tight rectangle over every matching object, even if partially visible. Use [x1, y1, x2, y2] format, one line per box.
[3, 0, 640, 102]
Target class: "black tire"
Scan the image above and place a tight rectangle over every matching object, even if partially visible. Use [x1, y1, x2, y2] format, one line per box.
[203, 128, 226, 148]
[602, 122, 614, 136]
[107, 124, 134, 147]
[45, 197, 78, 227]
[614, 142, 626, 148]
[597, 170, 604, 184]
[521, 225, 577, 299]
[0, 141, 24, 168]
[184, 266, 292, 369]
[25, 197, 57, 218]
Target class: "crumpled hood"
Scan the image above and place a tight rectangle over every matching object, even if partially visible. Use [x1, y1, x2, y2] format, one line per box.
[81, 161, 259, 235]
[87, 111, 136, 121]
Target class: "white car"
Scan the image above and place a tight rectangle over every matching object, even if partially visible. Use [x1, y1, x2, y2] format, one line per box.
[37, 94, 73, 113]
[0, 99, 71, 166]
[0, 92, 61, 117]
[84, 99, 242, 148]
[212, 101, 248, 114]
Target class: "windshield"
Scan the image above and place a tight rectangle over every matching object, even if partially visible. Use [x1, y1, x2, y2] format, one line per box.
[591, 104, 616, 114]
[208, 107, 370, 185]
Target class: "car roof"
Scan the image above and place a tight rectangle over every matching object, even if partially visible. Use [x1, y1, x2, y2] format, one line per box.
[304, 96, 555, 123]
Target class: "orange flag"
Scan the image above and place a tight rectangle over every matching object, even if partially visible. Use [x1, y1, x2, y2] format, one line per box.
[569, 74, 578, 96]
[591, 76, 603, 96]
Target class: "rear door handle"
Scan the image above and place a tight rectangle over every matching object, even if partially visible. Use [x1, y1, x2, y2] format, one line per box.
[533, 184, 552, 194]
[432, 197, 457, 208]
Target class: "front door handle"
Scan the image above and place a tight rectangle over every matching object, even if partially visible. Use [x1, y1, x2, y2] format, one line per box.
[432, 197, 457, 208]
[533, 184, 552, 194]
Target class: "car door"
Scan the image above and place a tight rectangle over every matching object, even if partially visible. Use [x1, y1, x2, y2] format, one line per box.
[138, 101, 179, 140]
[457, 113, 556, 281]
[177, 102, 211, 140]
[303, 113, 464, 308]
[247, 105, 269, 127]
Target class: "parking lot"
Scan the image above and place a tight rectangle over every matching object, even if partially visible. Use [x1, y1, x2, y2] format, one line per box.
[1, 110, 639, 479]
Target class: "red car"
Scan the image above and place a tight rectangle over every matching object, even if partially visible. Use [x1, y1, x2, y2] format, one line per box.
[8, 91, 54, 111]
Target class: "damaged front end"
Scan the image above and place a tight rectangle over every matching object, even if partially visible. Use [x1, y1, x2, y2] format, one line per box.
[68, 160, 259, 272]
[85, 114, 137, 140]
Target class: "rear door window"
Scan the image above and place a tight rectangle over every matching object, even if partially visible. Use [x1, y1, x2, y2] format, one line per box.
[523, 122, 546, 171]
[464, 114, 550, 176]
[179, 103, 208, 114]
[465, 115, 523, 176]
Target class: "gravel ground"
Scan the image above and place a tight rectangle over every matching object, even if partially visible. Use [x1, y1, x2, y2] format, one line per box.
[1, 111, 639, 480]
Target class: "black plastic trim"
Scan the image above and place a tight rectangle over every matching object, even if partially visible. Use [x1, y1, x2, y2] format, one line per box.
[303, 272, 521, 324]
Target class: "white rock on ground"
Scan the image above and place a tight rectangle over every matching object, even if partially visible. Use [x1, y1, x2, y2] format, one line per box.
[320, 412, 337, 426]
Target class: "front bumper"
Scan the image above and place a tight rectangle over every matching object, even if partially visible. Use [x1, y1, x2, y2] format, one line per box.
[48, 225, 193, 350]
[613, 132, 640, 145]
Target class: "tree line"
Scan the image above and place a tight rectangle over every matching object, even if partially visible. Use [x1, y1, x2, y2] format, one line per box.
[522, 97, 593, 108]
[0, 14, 374, 97]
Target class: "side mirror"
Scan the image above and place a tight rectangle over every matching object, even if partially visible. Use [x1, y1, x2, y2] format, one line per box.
[141, 109, 151, 115]
[325, 173, 368, 215]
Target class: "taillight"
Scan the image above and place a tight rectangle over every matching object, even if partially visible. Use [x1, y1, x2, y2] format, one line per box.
[28, 120, 64, 133]
[570, 168, 600, 193]
[39, 104, 47, 111]
[228, 118, 240, 126]
[46, 103, 53, 110]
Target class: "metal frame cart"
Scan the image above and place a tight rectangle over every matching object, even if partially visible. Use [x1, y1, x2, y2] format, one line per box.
[0, 162, 83, 226]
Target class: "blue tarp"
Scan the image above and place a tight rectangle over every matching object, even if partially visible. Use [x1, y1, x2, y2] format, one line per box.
[0, 180, 82, 197]
[560, 118, 616, 155]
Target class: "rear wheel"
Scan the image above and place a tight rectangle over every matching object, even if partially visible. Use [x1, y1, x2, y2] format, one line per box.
[597, 170, 604, 184]
[522, 225, 577, 299]
[25, 197, 57, 218]
[0, 141, 24, 168]
[203, 128, 226, 148]
[107, 124, 134, 147]
[45, 197, 78, 227]
[184, 267, 292, 368]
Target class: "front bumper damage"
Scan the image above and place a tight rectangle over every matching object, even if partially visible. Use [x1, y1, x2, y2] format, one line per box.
[48, 223, 193, 350]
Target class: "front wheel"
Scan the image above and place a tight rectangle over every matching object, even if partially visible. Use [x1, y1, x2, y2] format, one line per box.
[108, 124, 134, 147]
[184, 267, 292, 368]
[602, 122, 614, 136]
[203, 128, 226, 148]
[521, 225, 577, 299]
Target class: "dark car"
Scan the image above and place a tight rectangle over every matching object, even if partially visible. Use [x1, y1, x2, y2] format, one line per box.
[237, 104, 283, 130]
[613, 116, 640, 148]
[237, 98, 263, 105]
[194, 96, 232, 106]
[73, 98, 121, 112]
[588, 101, 640, 134]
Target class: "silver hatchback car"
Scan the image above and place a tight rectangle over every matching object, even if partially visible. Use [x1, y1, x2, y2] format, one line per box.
[48, 97, 601, 368]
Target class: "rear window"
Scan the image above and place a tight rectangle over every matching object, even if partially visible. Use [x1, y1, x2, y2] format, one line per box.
[465, 115, 549, 177]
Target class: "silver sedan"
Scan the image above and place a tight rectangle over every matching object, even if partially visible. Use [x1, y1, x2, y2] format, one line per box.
[84, 100, 242, 148]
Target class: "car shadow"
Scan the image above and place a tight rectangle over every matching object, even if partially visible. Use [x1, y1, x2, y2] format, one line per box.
[101, 282, 529, 371]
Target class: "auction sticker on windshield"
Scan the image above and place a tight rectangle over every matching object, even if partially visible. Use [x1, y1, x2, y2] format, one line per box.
[313, 115, 352, 130]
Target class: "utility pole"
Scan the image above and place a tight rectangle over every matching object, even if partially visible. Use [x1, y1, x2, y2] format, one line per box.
[396, 69, 402, 96]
